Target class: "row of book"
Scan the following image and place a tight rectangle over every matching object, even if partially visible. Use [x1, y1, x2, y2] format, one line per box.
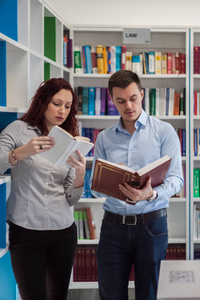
[76, 86, 119, 116]
[74, 207, 96, 240]
[165, 244, 186, 260]
[129, 51, 186, 76]
[193, 204, 200, 238]
[193, 128, 200, 156]
[74, 45, 186, 75]
[193, 168, 200, 197]
[73, 244, 186, 282]
[142, 87, 185, 116]
[76, 86, 186, 117]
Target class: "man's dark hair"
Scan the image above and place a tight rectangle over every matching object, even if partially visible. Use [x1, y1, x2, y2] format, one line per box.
[108, 70, 142, 98]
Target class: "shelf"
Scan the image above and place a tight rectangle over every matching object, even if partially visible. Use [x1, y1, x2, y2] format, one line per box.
[69, 280, 135, 290]
[79, 198, 106, 204]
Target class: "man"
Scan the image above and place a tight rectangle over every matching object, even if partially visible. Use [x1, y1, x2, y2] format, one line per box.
[90, 70, 183, 300]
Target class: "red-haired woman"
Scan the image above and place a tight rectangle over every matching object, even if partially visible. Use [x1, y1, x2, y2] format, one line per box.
[0, 78, 86, 300]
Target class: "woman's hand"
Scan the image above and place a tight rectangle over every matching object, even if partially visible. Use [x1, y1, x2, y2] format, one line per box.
[9, 136, 54, 165]
[67, 150, 86, 188]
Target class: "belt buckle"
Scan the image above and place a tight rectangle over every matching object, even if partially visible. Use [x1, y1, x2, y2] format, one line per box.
[122, 215, 137, 225]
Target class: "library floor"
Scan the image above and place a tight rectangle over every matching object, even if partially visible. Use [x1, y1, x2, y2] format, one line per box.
[67, 289, 135, 300]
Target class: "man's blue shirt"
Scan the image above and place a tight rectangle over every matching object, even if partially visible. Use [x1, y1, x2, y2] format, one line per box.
[90, 110, 184, 216]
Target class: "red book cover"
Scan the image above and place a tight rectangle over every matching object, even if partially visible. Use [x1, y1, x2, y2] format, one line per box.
[178, 129, 183, 155]
[85, 247, 92, 281]
[194, 46, 200, 74]
[175, 52, 180, 75]
[194, 90, 198, 116]
[171, 52, 176, 74]
[179, 53, 186, 74]
[91, 156, 172, 201]
[167, 52, 172, 74]
[121, 45, 126, 70]
[173, 92, 180, 115]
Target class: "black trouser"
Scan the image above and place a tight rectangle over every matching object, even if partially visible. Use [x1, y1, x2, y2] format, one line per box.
[9, 222, 77, 300]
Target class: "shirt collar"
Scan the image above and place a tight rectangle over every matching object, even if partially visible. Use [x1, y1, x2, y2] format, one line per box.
[116, 110, 148, 132]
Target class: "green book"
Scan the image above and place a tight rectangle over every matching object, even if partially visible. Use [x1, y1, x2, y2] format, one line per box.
[44, 17, 56, 62]
[82, 210, 90, 239]
[150, 88, 156, 116]
[194, 168, 200, 198]
[44, 63, 50, 81]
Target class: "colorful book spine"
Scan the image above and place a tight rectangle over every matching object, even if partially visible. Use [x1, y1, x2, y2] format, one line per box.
[74, 46, 83, 73]
[106, 88, 116, 115]
[91, 46, 98, 74]
[82, 87, 89, 115]
[121, 45, 126, 70]
[155, 51, 161, 74]
[194, 168, 200, 197]
[110, 46, 116, 74]
[96, 45, 104, 74]
[100, 87, 107, 115]
[66, 38, 73, 68]
[88, 87, 95, 115]
[148, 51, 155, 74]
[84, 45, 92, 73]
[115, 46, 121, 72]
[95, 87, 101, 115]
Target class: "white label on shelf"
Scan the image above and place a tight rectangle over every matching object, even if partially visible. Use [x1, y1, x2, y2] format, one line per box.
[123, 28, 151, 44]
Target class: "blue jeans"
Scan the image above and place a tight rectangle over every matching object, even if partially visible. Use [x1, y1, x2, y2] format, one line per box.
[96, 212, 168, 300]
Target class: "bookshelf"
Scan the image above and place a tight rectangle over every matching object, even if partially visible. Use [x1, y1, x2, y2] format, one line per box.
[69, 26, 190, 290]
[190, 28, 200, 260]
[0, 3, 195, 295]
[0, 0, 71, 299]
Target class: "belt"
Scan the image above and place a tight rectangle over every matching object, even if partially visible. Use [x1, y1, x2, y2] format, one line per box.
[104, 208, 167, 226]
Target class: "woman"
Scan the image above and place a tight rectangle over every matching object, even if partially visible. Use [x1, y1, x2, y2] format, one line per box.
[0, 78, 86, 300]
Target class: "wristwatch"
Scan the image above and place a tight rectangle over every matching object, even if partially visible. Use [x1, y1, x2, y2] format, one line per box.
[146, 189, 158, 202]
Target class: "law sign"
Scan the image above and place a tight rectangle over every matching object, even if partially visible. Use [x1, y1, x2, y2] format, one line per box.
[123, 28, 151, 44]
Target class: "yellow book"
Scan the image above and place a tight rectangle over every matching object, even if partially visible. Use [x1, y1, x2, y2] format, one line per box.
[155, 51, 161, 74]
[125, 51, 132, 70]
[161, 52, 167, 74]
[96, 45, 104, 74]
[103, 46, 108, 74]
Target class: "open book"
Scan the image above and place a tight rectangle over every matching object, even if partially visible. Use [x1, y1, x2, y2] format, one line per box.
[40, 126, 94, 166]
[91, 155, 171, 201]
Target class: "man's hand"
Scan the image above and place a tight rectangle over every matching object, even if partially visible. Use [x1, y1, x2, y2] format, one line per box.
[118, 177, 154, 204]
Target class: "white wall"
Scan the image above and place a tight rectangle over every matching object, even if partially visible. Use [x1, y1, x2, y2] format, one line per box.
[46, 0, 200, 27]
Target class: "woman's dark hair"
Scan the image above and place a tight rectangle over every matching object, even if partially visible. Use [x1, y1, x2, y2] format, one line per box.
[108, 70, 142, 98]
[20, 78, 79, 136]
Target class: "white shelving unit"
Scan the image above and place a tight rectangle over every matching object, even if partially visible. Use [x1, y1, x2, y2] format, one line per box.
[0, 0, 72, 298]
[190, 28, 200, 260]
[69, 26, 190, 291]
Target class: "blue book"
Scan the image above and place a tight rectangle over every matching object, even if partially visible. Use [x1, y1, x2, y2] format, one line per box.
[165, 87, 170, 116]
[115, 46, 121, 71]
[84, 45, 92, 74]
[182, 129, 186, 156]
[194, 129, 197, 156]
[106, 88, 116, 115]
[88, 87, 95, 115]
